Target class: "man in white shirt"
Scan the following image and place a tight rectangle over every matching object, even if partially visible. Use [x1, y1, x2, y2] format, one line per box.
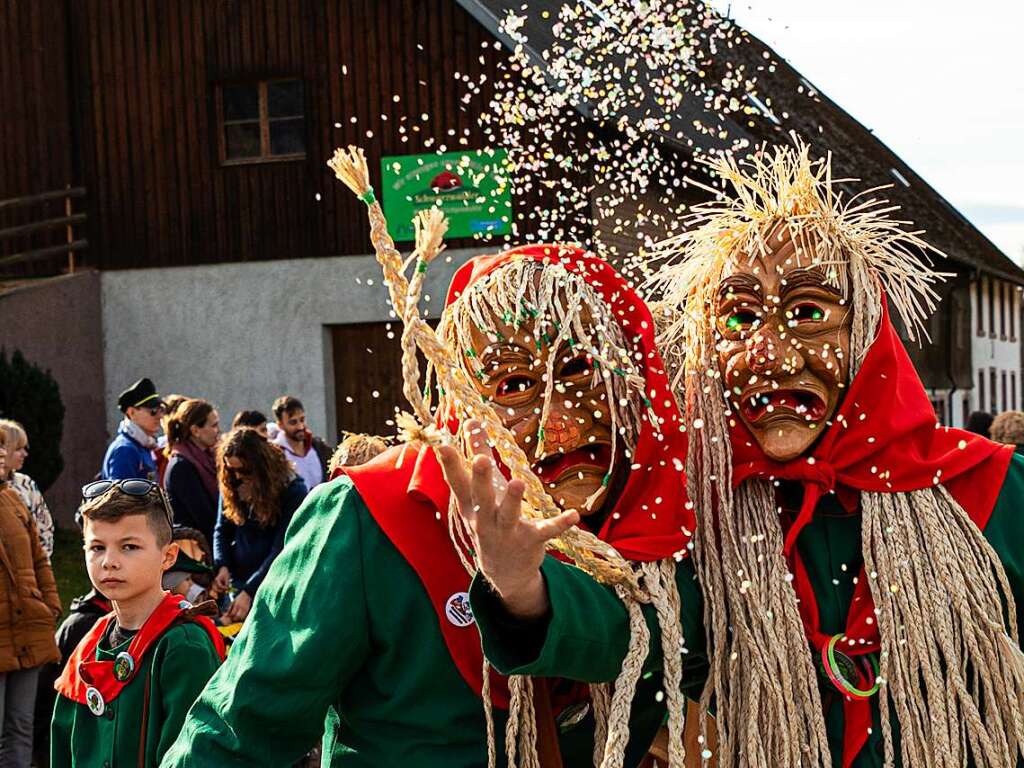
[270, 396, 328, 494]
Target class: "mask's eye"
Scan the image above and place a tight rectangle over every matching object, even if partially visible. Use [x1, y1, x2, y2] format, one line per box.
[724, 309, 759, 333]
[496, 375, 538, 398]
[791, 303, 826, 324]
[559, 355, 593, 379]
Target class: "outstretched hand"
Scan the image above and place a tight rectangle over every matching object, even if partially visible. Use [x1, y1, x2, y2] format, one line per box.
[436, 420, 579, 620]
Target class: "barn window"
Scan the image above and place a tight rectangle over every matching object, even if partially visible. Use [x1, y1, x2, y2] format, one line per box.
[1000, 281, 1007, 339]
[218, 79, 306, 164]
[976, 279, 985, 336]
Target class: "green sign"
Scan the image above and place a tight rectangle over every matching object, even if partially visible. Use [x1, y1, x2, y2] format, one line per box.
[380, 149, 512, 242]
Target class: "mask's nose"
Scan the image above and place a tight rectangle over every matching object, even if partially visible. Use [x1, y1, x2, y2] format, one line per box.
[540, 410, 583, 456]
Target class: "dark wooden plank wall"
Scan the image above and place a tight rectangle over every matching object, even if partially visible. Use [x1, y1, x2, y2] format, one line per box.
[0, 0, 76, 275]
[69, 0, 506, 271]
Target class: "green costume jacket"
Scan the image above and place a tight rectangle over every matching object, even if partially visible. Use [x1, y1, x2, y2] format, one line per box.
[51, 621, 221, 768]
[471, 454, 1024, 767]
[160, 477, 707, 767]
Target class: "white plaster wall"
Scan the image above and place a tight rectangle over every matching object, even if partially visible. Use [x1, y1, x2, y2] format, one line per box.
[100, 249, 479, 442]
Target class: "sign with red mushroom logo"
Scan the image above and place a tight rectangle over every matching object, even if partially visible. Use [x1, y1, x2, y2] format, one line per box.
[380, 149, 512, 241]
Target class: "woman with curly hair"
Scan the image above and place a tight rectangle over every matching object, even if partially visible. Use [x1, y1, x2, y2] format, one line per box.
[213, 428, 306, 623]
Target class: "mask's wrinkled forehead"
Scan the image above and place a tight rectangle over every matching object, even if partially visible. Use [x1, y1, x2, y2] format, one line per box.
[717, 219, 849, 305]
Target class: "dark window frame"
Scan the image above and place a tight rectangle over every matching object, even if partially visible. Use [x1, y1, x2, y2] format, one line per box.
[216, 78, 307, 166]
[977, 278, 985, 336]
[1000, 281, 1007, 339]
[989, 278, 997, 339]
[979, 369, 986, 412]
[1011, 286, 1018, 341]
[1002, 370, 1008, 412]
[991, 366, 998, 414]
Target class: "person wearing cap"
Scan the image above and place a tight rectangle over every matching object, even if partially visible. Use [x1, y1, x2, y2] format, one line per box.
[102, 378, 166, 482]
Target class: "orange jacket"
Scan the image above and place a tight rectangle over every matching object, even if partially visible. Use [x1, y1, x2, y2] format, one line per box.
[0, 485, 60, 672]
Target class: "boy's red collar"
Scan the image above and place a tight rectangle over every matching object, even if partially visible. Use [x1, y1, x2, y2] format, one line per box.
[55, 592, 225, 714]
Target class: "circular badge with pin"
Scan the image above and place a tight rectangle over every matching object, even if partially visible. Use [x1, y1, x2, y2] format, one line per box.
[86, 686, 105, 717]
[113, 651, 135, 682]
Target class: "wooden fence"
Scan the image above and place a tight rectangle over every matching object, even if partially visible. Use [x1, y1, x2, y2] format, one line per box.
[0, 187, 88, 273]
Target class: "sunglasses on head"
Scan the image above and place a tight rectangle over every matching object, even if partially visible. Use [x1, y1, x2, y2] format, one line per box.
[81, 479, 174, 530]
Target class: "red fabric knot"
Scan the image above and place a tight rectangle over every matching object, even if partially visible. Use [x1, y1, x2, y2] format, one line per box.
[782, 458, 836, 556]
[732, 455, 837, 555]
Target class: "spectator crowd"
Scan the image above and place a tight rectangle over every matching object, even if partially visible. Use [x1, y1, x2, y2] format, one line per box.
[0, 376, 388, 767]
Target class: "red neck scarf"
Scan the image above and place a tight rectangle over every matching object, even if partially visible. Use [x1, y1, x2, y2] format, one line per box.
[55, 593, 226, 707]
[344, 245, 693, 707]
[729, 303, 1013, 766]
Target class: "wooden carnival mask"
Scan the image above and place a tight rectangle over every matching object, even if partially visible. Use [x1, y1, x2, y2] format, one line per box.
[715, 222, 852, 462]
[465, 303, 623, 518]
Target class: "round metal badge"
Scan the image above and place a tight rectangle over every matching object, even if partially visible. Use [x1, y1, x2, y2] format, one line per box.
[113, 651, 135, 682]
[444, 592, 475, 627]
[85, 686, 105, 717]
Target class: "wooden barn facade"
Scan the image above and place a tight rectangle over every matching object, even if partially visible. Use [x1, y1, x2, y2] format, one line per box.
[2, 0, 509, 275]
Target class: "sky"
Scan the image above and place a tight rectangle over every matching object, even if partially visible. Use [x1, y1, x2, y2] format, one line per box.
[707, 0, 1024, 264]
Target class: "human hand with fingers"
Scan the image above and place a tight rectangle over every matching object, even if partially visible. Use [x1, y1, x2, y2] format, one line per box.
[436, 420, 580, 620]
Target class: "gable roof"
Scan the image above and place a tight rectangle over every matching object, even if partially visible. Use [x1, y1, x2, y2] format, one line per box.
[455, 0, 1024, 285]
[733, 28, 1024, 285]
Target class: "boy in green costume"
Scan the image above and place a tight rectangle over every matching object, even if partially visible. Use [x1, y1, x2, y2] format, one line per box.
[458, 143, 1024, 767]
[51, 479, 224, 768]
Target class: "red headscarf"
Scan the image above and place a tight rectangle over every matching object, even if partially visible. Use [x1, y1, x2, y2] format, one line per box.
[444, 244, 694, 559]
[728, 301, 1014, 766]
[344, 244, 693, 708]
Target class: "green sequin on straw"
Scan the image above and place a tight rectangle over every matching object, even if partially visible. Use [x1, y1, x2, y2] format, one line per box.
[358, 189, 376, 205]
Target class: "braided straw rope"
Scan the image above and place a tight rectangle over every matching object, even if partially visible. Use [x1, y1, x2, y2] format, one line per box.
[328, 145, 638, 591]
[400, 208, 448, 424]
[329, 145, 691, 768]
[590, 683, 612, 766]
[643, 559, 688, 766]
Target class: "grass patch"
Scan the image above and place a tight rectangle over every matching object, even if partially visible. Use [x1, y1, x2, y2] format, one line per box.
[50, 527, 90, 620]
